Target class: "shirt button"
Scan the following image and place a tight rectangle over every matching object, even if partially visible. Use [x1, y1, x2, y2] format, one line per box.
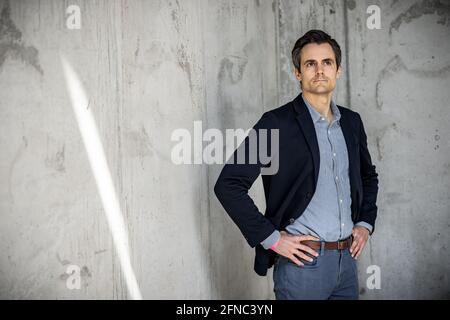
[339, 199, 343, 203]
[289, 218, 295, 224]
[320, 117, 325, 121]
[333, 153, 336, 157]
[335, 176, 338, 180]
[342, 223, 345, 227]
[328, 130, 330, 134]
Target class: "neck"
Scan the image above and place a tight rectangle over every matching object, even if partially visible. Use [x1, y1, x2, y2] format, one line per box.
[302, 91, 333, 119]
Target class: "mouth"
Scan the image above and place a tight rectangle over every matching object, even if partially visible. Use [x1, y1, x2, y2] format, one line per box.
[314, 79, 327, 82]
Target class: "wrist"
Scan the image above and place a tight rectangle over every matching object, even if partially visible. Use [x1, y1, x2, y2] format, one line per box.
[270, 239, 280, 251]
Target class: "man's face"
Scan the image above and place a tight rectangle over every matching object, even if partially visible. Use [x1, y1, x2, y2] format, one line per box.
[294, 42, 341, 94]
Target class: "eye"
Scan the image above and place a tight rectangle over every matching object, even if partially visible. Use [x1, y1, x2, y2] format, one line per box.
[324, 60, 332, 66]
[306, 62, 314, 67]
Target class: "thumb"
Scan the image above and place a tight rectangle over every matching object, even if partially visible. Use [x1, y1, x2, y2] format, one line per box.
[299, 234, 320, 241]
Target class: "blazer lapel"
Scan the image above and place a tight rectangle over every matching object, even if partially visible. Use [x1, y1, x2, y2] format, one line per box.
[338, 107, 359, 193]
[293, 94, 320, 185]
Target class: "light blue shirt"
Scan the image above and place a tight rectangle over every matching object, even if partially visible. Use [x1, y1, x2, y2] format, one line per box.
[261, 95, 372, 249]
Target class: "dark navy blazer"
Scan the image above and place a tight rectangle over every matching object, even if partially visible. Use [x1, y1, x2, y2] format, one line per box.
[214, 92, 379, 276]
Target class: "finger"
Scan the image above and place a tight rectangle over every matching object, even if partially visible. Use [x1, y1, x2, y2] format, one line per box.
[350, 238, 360, 257]
[351, 244, 360, 258]
[350, 237, 359, 254]
[351, 239, 360, 256]
[297, 243, 319, 257]
[293, 250, 314, 262]
[355, 241, 366, 259]
[289, 255, 304, 266]
[298, 235, 320, 242]
[352, 240, 365, 258]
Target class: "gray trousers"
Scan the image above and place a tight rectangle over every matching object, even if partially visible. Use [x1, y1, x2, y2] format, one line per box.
[273, 246, 359, 300]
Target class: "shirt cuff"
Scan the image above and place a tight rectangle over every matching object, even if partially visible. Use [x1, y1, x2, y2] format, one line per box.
[260, 230, 281, 250]
[355, 221, 373, 234]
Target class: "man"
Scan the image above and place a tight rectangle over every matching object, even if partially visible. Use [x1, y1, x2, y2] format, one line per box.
[214, 30, 378, 300]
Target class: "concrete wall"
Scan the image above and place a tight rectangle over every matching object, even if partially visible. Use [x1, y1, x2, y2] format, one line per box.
[0, 0, 448, 299]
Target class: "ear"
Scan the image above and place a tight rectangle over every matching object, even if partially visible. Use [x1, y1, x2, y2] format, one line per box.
[294, 66, 302, 82]
[336, 65, 342, 79]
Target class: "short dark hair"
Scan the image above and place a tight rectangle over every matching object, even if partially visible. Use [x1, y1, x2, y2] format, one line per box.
[291, 30, 341, 72]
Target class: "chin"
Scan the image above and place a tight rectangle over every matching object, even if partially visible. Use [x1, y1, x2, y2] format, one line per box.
[310, 88, 332, 94]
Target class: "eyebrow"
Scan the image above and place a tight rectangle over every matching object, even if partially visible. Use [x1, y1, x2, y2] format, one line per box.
[304, 58, 335, 64]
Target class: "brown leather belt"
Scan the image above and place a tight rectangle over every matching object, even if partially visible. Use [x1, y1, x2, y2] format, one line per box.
[301, 237, 352, 250]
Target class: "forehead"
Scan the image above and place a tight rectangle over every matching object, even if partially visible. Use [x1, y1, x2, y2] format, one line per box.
[300, 42, 335, 61]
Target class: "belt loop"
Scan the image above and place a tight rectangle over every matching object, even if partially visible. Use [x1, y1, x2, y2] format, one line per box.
[320, 241, 325, 256]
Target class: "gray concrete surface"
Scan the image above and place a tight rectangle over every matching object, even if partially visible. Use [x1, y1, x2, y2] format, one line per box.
[0, 0, 448, 299]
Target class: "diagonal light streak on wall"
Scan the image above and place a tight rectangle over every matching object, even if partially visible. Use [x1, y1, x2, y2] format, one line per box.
[60, 54, 142, 300]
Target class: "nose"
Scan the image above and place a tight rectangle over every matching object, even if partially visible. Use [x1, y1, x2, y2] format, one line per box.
[315, 63, 324, 75]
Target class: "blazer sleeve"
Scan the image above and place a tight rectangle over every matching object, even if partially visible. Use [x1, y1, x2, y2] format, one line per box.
[214, 111, 279, 248]
[357, 113, 379, 234]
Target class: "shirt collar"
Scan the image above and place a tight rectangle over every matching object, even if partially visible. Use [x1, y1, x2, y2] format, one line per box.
[302, 93, 341, 124]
